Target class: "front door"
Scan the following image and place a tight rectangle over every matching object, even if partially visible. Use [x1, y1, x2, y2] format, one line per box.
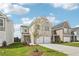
[24, 36, 31, 44]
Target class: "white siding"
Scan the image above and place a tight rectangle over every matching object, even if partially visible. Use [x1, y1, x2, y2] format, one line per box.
[64, 37, 71, 42]
[77, 37, 79, 41]
[0, 31, 6, 46]
[74, 31, 79, 41]
[5, 19, 14, 45]
[0, 15, 14, 46]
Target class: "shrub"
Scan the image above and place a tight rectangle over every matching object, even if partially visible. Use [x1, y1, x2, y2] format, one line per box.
[33, 48, 39, 52]
[2, 41, 7, 47]
[60, 41, 64, 43]
[7, 42, 24, 48]
[22, 41, 30, 46]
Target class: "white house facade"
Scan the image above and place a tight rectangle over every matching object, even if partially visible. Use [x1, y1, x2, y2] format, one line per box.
[0, 12, 14, 46]
[71, 27, 79, 41]
[29, 17, 52, 44]
[21, 17, 52, 44]
[21, 25, 30, 43]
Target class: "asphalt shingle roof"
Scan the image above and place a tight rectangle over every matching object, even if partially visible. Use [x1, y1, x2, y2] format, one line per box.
[52, 21, 70, 30]
[72, 27, 79, 31]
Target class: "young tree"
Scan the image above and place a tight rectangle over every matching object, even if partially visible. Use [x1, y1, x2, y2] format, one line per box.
[33, 24, 39, 44]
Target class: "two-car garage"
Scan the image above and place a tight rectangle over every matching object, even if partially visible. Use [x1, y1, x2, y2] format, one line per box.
[35, 37, 51, 44]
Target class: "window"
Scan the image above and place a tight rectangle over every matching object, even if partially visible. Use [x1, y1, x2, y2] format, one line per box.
[45, 26, 49, 31]
[24, 29, 27, 32]
[0, 18, 4, 31]
[77, 32, 79, 35]
[74, 32, 77, 35]
[0, 19, 3, 26]
[64, 28, 68, 33]
[37, 25, 40, 29]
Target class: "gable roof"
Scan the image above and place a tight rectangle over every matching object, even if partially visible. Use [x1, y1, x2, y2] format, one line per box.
[52, 21, 70, 30]
[72, 27, 79, 31]
[0, 11, 12, 22]
[21, 25, 29, 28]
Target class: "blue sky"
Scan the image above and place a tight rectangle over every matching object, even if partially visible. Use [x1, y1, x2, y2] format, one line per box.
[0, 3, 79, 37]
[9, 3, 79, 26]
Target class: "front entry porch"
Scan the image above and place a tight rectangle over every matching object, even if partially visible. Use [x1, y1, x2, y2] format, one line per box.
[24, 35, 31, 44]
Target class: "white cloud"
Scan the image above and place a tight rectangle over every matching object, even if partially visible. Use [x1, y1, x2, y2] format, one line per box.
[7, 14, 12, 17]
[52, 3, 79, 10]
[75, 25, 79, 27]
[21, 17, 35, 25]
[49, 13, 54, 16]
[0, 3, 30, 15]
[10, 4, 30, 14]
[14, 24, 21, 31]
[47, 16, 60, 25]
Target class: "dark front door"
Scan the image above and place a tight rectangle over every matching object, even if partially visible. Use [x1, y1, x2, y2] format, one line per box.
[24, 36, 31, 44]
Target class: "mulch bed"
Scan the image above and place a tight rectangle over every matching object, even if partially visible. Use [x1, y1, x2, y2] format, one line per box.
[31, 51, 43, 56]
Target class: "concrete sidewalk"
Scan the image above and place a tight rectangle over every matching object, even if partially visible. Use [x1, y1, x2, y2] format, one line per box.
[39, 44, 79, 56]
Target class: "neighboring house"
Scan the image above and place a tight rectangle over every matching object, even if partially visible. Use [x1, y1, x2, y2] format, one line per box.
[21, 17, 52, 44]
[51, 21, 72, 42]
[0, 12, 14, 46]
[72, 27, 79, 41]
[21, 25, 31, 44]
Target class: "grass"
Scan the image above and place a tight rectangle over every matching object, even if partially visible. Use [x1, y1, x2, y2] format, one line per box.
[0, 42, 66, 56]
[61, 42, 79, 47]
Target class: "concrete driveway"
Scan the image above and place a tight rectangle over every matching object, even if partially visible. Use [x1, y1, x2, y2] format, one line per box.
[39, 44, 79, 56]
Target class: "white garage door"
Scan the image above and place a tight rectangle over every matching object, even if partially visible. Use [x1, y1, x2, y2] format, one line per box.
[36, 37, 51, 44]
[77, 36, 79, 41]
[36, 37, 43, 44]
[64, 37, 70, 42]
[44, 37, 51, 43]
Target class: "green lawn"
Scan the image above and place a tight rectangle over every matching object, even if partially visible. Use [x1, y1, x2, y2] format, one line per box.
[61, 42, 79, 47]
[0, 42, 66, 56]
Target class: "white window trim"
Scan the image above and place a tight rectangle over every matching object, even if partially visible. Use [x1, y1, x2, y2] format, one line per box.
[0, 18, 4, 27]
[45, 26, 49, 31]
[64, 28, 68, 33]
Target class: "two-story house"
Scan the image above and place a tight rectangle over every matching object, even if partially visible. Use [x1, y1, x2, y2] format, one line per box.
[71, 27, 79, 41]
[51, 21, 71, 42]
[0, 12, 14, 46]
[21, 25, 31, 44]
[21, 17, 52, 44]
[29, 17, 52, 44]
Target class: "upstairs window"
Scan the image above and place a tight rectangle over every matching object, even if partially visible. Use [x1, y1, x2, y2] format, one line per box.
[36, 25, 40, 30]
[0, 19, 3, 27]
[64, 28, 68, 33]
[0, 18, 4, 31]
[24, 29, 27, 32]
[45, 26, 49, 31]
